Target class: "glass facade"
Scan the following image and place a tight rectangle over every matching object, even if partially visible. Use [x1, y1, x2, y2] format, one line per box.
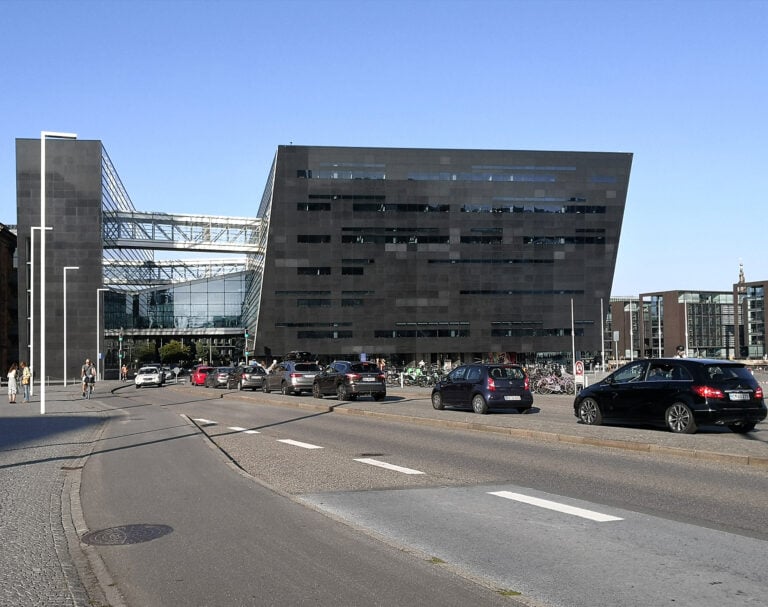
[105, 272, 247, 331]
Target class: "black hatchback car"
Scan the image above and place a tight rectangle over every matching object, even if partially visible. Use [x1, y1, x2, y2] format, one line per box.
[574, 358, 767, 434]
[431, 363, 533, 414]
[312, 361, 387, 401]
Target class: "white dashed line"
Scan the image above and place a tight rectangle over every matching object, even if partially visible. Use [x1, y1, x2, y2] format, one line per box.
[488, 491, 623, 522]
[228, 426, 260, 434]
[354, 458, 425, 475]
[192, 418, 217, 425]
[277, 439, 323, 449]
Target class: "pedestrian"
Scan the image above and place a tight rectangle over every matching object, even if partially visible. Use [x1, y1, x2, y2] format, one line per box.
[121, 364, 128, 382]
[20, 361, 31, 403]
[7, 362, 18, 403]
[675, 345, 685, 358]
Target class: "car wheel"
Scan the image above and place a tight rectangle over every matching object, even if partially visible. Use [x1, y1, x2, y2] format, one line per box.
[431, 392, 444, 410]
[666, 402, 697, 434]
[135, 384, 140, 389]
[728, 422, 756, 434]
[472, 394, 488, 414]
[578, 398, 602, 425]
[312, 383, 323, 399]
[337, 383, 350, 401]
[373, 392, 386, 401]
[281, 382, 292, 396]
[262, 382, 270, 394]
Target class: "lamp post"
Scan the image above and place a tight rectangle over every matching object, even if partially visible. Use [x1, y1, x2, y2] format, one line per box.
[29, 225, 52, 397]
[40, 131, 77, 415]
[96, 288, 109, 381]
[63, 266, 79, 386]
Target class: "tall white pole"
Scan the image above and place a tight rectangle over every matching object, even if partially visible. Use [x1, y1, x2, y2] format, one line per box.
[629, 302, 634, 362]
[600, 298, 605, 371]
[96, 288, 108, 381]
[684, 300, 689, 357]
[29, 226, 50, 397]
[570, 298, 576, 376]
[657, 298, 663, 358]
[40, 131, 77, 415]
[63, 267, 79, 386]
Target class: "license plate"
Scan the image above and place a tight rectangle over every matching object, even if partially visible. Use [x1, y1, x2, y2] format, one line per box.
[504, 395, 521, 401]
[362, 377, 376, 382]
[304, 374, 315, 379]
[729, 392, 750, 401]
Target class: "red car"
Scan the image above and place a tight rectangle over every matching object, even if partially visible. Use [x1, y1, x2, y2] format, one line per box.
[191, 365, 214, 386]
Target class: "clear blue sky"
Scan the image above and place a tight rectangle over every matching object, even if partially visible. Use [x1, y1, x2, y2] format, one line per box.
[2, 0, 766, 297]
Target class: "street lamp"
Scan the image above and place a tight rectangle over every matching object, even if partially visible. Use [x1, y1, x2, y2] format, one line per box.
[40, 131, 77, 415]
[63, 266, 79, 386]
[29, 225, 52, 397]
[96, 288, 109, 381]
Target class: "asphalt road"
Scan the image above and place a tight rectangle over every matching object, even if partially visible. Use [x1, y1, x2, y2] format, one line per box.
[79, 383, 768, 607]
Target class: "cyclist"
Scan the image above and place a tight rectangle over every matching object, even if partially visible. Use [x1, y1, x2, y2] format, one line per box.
[81, 358, 96, 398]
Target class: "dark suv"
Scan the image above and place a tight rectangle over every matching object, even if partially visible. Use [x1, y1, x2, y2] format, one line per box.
[574, 358, 767, 434]
[431, 364, 533, 414]
[312, 361, 387, 401]
[263, 361, 322, 395]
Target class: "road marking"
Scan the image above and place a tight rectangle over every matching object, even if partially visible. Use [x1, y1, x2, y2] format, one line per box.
[277, 439, 323, 449]
[228, 426, 260, 434]
[488, 491, 623, 522]
[354, 458, 425, 475]
[192, 418, 217, 425]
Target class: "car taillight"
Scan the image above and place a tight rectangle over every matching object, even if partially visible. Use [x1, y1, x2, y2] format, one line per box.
[487, 377, 496, 391]
[346, 373, 361, 381]
[755, 386, 764, 399]
[524, 376, 530, 391]
[691, 385, 725, 399]
[290, 373, 301, 378]
[377, 373, 386, 380]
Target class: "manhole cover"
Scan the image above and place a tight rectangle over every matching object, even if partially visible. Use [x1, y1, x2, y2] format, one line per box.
[81, 524, 173, 546]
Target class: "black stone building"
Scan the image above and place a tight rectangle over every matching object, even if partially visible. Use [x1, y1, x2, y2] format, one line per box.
[16, 138, 104, 382]
[0, 223, 18, 371]
[248, 145, 633, 366]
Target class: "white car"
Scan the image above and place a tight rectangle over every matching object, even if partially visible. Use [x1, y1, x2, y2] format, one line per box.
[135, 366, 163, 389]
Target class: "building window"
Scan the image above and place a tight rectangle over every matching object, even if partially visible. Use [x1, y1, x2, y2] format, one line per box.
[297, 235, 331, 243]
[297, 267, 331, 275]
[342, 267, 364, 275]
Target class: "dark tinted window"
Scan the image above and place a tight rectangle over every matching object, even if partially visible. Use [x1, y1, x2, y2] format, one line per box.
[295, 363, 322, 372]
[489, 366, 525, 379]
[350, 363, 380, 373]
[705, 365, 754, 382]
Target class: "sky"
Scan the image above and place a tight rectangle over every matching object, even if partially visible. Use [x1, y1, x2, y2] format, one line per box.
[1, 0, 766, 297]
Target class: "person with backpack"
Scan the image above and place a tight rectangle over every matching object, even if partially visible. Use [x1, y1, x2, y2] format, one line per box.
[81, 358, 96, 398]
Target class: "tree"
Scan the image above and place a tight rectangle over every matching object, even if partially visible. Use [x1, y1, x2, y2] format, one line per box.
[135, 342, 157, 364]
[159, 340, 191, 366]
[195, 340, 220, 365]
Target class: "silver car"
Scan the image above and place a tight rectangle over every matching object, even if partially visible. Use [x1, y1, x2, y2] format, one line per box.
[135, 366, 163, 389]
[263, 361, 322, 395]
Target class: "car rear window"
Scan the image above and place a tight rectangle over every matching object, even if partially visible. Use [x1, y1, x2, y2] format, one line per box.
[295, 363, 322, 372]
[489, 366, 525, 379]
[350, 363, 379, 373]
[705, 365, 755, 382]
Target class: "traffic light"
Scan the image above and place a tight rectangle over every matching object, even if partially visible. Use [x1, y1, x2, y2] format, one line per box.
[245, 329, 249, 339]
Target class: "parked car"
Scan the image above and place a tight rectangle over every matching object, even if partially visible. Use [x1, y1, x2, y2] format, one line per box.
[312, 361, 387, 401]
[205, 366, 234, 388]
[134, 366, 163, 389]
[573, 358, 767, 434]
[228, 365, 267, 390]
[263, 361, 322, 395]
[431, 364, 533, 414]
[191, 365, 214, 386]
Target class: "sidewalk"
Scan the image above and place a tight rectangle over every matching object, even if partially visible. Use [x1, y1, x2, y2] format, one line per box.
[0, 382, 116, 607]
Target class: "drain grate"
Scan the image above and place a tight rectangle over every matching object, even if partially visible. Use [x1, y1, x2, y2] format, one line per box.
[81, 524, 173, 546]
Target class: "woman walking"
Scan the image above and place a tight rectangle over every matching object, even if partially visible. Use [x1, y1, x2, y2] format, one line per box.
[7, 362, 18, 404]
[20, 361, 31, 403]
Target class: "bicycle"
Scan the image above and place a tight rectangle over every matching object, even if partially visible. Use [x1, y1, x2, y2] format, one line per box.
[82, 378, 94, 399]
